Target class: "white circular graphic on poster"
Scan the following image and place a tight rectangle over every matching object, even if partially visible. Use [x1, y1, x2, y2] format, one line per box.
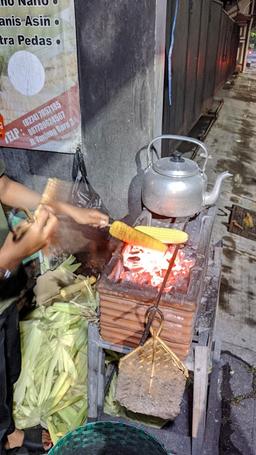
[8, 51, 45, 96]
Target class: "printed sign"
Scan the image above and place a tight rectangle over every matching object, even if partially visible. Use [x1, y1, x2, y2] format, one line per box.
[0, 0, 81, 153]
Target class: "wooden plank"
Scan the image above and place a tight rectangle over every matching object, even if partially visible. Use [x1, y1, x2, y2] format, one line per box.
[202, 359, 222, 455]
[87, 322, 100, 420]
[192, 345, 209, 455]
[97, 347, 105, 416]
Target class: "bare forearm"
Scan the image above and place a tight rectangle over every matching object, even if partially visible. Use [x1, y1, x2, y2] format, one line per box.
[50, 200, 75, 217]
[0, 176, 41, 210]
[49, 201, 109, 226]
[0, 176, 109, 227]
[0, 246, 21, 270]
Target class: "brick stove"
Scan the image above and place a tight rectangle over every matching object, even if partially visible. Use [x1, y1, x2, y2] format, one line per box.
[98, 206, 217, 360]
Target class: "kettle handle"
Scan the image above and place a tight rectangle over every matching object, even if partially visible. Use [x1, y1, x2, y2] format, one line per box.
[147, 134, 208, 172]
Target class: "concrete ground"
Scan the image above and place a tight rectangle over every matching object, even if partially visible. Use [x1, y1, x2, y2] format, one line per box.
[204, 68, 256, 454]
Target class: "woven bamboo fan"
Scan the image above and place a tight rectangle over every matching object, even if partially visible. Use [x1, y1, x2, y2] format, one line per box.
[115, 319, 188, 420]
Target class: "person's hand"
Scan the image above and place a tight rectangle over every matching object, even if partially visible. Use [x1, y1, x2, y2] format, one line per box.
[0, 208, 58, 270]
[62, 206, 109, 227]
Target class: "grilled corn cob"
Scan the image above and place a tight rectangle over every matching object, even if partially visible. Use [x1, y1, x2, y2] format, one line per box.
[109, 221, 167, 252]
[35, 178, 61, 217]
[135, 225, 188, 244]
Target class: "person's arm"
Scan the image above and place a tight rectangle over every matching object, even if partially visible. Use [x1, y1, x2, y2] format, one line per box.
[0, 208, 58, 270]
[0, 175, 41, 209]
[50, 201, 109, 227]
[0, 176, 109, 227]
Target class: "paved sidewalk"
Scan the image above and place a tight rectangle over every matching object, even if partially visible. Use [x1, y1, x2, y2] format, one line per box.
[204, 68, 256, 454]
[219, 351, 256, 454]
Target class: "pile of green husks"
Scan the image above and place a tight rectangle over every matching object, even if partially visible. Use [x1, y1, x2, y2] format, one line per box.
[13, 258, 99, 444]
[13, 257, 165, 444]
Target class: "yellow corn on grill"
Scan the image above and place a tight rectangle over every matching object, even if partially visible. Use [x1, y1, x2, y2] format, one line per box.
[109, 221, 188, 251]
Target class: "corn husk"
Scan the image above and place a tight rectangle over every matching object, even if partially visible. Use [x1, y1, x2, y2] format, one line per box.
[13, 274, 98, 444]
[13, 258, 166, 443]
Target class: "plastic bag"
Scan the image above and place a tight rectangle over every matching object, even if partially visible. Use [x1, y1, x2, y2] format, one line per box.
[71, 146, 109, 215]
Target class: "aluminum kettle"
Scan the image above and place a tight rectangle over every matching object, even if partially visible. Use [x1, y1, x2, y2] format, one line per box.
[142, 135, 232, 218]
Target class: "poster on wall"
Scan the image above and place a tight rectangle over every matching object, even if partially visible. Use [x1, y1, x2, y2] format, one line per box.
[0, 0, 81, 153]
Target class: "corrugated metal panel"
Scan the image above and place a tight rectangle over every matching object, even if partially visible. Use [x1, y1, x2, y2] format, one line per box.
[163, 0, 189, 135]
[194, 0, 211, 121]
[163, 0, 239, 139]
[203, 1, 222, 106]
[183, 0, 202, 132]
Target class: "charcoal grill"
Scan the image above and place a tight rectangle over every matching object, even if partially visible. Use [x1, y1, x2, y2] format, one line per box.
[87, 244, 222, 454]
[87, 205, 222, 454]
[98, 206, 217, 359]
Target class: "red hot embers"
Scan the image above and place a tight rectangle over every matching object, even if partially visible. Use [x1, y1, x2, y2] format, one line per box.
[118, 244, 195, 292]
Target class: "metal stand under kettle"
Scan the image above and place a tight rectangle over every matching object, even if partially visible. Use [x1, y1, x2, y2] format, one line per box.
[142, 135, 232, 218]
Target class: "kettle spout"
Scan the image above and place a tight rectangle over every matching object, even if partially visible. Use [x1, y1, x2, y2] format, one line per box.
[203, 171, 232, 206]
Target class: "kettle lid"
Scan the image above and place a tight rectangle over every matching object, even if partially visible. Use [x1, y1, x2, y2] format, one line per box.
[153, 153, 200, 178]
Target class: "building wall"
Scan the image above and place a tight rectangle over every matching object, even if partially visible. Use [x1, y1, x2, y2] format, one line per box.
[163, 0, 239, 146]
[226, 0, 255, 71]
[74, 0, 167, 219]
[0, 0, 167, 219]
[0, 0, 239, 219]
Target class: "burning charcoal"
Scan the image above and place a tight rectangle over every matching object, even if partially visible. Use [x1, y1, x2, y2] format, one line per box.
[118, 243, 195, 292]
[119, 271, 134, 282]
[108, 260, 124, 282]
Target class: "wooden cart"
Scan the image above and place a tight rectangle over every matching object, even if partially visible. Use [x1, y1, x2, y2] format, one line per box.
[87, 244, 222, 455]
